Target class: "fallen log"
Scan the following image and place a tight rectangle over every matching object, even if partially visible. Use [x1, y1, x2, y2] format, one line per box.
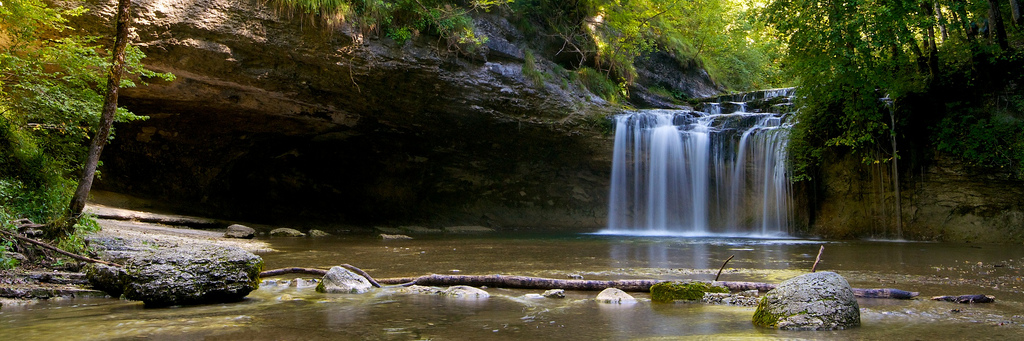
[855, 288, 920, 299]
[260, 267, 920, 300]
[375, 274, 919, 299]
[259, 267, 328, 277]
[259, 264, 381, 287]
[931, 294, 995, 303]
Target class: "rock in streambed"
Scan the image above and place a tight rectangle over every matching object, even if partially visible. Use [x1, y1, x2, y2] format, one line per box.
[85, 243, 263, 307]
[224, 224, 256, 239]
[752, 271, 860, 330]
[316, 266, 373, 294]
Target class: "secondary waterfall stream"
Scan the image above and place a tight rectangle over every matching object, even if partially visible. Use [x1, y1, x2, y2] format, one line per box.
[603, 90, 794, 236]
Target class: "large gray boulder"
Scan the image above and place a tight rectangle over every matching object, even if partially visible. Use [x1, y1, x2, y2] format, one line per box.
[85, 244, 263, 307]
[752, 272, 860, 330]
[316, 266, 373, 294]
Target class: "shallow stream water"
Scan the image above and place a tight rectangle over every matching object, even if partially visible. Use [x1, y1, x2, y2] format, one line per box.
[3, 233, 1023, 340]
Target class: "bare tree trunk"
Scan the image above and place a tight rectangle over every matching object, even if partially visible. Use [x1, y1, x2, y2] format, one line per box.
[989, 0, 1009, 50]
[68, 0, 133, 223]
[889, 104, 903, 239]
[1011, 0, 1023, 26]
[935, 3, 949, 41]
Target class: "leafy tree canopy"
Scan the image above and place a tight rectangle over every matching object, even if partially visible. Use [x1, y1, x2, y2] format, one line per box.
[0, 0, 172, 255]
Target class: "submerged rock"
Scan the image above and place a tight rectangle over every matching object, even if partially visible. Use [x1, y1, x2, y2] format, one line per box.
[443, 226, 494, 233]
[595, 288, 636, 304]
[440, 285, 490, 299]
[316, 266, 372, 294]
[224, 224, 256, 239]
[387, 285, 444, 295]
[542, 289, 566, 299]
[380, 234, 413, 240]
[86, 244, 263, 307]
[308, 229, 331, 237]
[269, 228, 306, 237]
[650, 281, 728, 303]
[752, 271, 860, 330]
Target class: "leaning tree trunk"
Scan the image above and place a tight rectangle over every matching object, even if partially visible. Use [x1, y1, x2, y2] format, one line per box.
[67, 0, 133, 225]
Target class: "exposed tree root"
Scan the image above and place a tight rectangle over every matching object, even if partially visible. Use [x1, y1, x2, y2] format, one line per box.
[0, 229, 122, 267]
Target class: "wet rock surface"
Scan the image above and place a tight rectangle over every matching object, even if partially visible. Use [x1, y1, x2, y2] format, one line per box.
[752, 272, 860, 330]
[595, 288, 636, 304]
[269, 228, 306, 237]
[86, 239, 263, 307]
[440, 285, 490, 299]
[224, 224, 256, 239]
[63, 0, 717, 230]
[316, 266, 373, 294]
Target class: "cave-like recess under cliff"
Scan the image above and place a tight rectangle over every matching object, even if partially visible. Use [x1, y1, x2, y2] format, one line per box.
[74, 0, 719, 229]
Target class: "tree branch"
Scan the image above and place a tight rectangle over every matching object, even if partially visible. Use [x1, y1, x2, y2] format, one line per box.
[0, 229, 122, 267]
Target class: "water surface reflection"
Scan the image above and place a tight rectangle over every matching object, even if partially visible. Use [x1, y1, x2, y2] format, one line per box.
[1, 234, 1021, 340]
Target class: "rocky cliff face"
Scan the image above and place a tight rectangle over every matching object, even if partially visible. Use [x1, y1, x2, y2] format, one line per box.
[69, 0, 717, 229]
[811, 153, 1024, 242]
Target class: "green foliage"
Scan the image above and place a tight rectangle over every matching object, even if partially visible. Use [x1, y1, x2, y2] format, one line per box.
[271, 0, 511, 52]
[1, 0, 171, 242]
[934, 108, 1024, 177]
[762, 0, 1024, 181]
[577, 67, 621, 103]
[650, 281, 728, 303]
[521, 50, 547, 88]
[511, 0, 781, 92]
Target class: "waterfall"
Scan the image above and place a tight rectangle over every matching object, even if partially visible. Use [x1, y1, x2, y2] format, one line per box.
[603, 103, 793, 237]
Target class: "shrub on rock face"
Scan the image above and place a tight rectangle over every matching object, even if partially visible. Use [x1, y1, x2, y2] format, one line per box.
[752, 271, 860, 330]
[650, 281, 728, 303]
[86, 244, 263, 307]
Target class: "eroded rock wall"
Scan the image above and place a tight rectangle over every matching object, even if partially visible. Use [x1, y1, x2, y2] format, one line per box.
[812, 153, 1024, 242]
[68, 0, 645, 228]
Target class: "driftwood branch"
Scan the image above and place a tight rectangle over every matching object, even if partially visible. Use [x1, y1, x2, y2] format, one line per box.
[259, 267, 328, 277]
[811, 245, 824, 272]
[715, 254, 735, 281]
[931, 294, 995, 303]
[259, 264, 381, 288]
[0, 229, 122, 267]
[340, 263, 381, 288]
[258, 268, 923, 300]
[376, 274, 920, 299]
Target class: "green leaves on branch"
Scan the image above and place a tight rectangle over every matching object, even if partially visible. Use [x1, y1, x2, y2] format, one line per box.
[1, 0, 171, 235]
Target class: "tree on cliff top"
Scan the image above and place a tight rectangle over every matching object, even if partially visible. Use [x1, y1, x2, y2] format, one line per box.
[764, 0, 1024, 181]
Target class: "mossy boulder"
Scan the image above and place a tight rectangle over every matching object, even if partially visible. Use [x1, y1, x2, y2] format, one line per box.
[752, 271, 860, 330]
[650, 281, 728, 303]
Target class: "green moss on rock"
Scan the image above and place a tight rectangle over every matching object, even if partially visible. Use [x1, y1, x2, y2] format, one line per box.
[650, 281, 728, 303]
[752, 295, 783, 327]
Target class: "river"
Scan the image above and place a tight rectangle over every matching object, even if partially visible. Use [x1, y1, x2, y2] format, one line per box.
[2, 233, 1022, 340]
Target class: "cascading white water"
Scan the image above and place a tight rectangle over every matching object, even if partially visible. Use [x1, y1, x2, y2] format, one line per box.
[603, 107, 793, 237]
